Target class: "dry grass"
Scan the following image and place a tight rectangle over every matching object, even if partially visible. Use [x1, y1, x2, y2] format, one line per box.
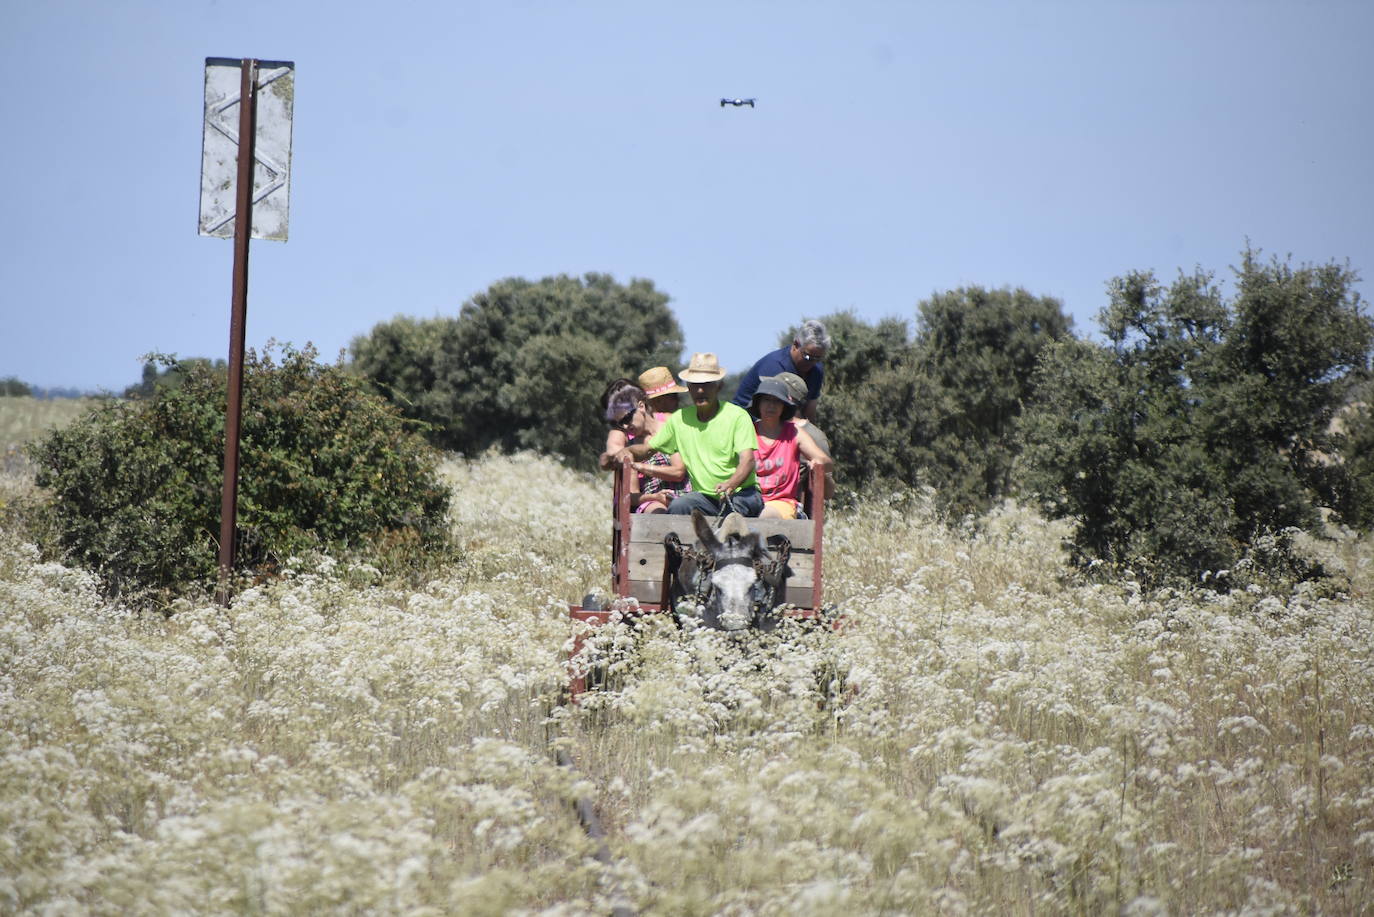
[0, 396, 103, 475]
[2, 451, 1372, 914]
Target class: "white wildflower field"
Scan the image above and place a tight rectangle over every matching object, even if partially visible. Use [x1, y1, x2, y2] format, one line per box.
[3, 436, 1373, 912]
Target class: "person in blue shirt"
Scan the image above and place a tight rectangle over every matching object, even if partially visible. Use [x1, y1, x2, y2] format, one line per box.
[731, 319, 831, 423]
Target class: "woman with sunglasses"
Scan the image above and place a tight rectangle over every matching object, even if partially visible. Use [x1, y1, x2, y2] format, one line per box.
[597, 379, 688, 514]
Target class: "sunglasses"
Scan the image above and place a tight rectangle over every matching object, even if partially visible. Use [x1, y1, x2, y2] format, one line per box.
[609, 409, 636, 430]
[800, 350, 824, 364]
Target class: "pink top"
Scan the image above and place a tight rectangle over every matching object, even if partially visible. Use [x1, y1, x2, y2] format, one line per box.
[754, 421, 802, 505]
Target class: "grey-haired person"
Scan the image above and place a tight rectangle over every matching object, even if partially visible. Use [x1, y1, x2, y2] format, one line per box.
[731, 319, 831, 423]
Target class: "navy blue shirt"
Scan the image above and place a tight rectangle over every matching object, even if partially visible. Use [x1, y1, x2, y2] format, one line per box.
[731, 345, 824, 411]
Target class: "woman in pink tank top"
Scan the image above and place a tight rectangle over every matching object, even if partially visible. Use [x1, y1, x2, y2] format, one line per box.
[749, 376, 832, 519]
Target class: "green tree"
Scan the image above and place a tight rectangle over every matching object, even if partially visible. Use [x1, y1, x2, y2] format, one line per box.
[125, 357, 228, 399]
[1202, 251, 1372, 533]
[911, 287, 1073, 512]
[776, 311, 916, 498]
[352, 273, 683, 466]
[823, 353, 946, 499]
[1335, 391, 1374, 528]
[1019, 250, 1373, 582]
[1018, 332, 1239, 578]
[30, 346, 452, 602]
[786, 295, 1070, 514]
[1, 376, 33, 397]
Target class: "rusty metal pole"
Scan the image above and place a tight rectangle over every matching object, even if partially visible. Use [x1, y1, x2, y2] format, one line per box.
[217, 58, 257, 606]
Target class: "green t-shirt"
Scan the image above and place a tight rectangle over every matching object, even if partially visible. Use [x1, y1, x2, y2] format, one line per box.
[648, 401, 759, 494]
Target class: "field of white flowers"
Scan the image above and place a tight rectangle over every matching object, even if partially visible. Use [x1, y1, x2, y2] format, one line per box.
[3, 438, 1373, 914]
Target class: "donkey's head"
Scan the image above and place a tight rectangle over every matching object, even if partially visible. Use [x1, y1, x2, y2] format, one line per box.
[690, 510, 775, 631]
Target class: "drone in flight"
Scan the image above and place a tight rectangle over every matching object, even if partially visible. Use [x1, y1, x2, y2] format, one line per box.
[720, 97, 756, 108]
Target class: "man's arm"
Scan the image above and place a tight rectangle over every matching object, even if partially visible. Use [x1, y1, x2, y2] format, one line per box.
[623, 441, 659, 461]
[718, 448, 756, 494]
[634, 453, 687, 481]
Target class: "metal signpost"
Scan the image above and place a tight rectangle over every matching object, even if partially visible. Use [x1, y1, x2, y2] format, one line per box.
[199, 57, 294, 604]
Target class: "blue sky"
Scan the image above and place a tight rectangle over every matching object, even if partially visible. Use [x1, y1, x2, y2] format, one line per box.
[4, 0, 1371, 392]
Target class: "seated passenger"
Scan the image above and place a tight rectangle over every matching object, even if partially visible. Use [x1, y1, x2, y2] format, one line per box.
[599, 380, 688, 514]
[622, 353, 764, 517]
[598, 378, 636, 472]
[598, 367, 687, 472]
[637, 365, 686, 417]
[771, 371, 831, 457]
[750, 375, 833, 519]
[732, 319, 830, 422]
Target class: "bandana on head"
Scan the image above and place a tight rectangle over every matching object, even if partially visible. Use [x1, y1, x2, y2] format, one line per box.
[605, 396, 638, 422]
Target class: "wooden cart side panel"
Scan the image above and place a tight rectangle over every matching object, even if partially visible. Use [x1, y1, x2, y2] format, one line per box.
[627, 515, 816, 550]
[626, 541, 814, 585]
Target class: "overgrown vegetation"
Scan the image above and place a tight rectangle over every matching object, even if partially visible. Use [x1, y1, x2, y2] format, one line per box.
[123, 356, 228, 399]
[817, 288, 1072, 516]
[2, 452, 1371, 913]
[798, 251, 1373, 583]
[351, 272, 683, 467]
[1, 376, 33, 397]
[1337, 389, 1374, 528]
[1019, 250, 1373, 582]
[26, 345, 452, 603]
[16, 246, 1374, 593]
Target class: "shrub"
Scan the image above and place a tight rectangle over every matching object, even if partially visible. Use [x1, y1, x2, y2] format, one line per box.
[1, 376, 33, 397]
[1335, 394, 1374, 528]
[29, 345, 452, 602]
[351, 272, 684, 467]
[1019, 250, 1374, 583]
[808, 292, 1071, 515]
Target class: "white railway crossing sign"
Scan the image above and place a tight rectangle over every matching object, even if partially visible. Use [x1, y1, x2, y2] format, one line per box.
[199, 58, 294, 241]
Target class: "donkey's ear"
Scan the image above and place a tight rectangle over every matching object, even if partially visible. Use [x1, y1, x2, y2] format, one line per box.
[691, 509, 719, 550]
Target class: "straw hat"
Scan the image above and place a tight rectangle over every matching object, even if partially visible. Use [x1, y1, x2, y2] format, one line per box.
[679, 352, 727, 383]
[638, 366, 688, 397]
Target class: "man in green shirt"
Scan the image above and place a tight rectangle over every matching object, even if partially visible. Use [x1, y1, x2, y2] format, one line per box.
[627, 352, 763, 517]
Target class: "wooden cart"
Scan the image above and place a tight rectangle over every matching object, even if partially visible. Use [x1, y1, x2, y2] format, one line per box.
[568, 461, 828, 696]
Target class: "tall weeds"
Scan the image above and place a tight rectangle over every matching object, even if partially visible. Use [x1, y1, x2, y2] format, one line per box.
[3, 451, 1371, 914]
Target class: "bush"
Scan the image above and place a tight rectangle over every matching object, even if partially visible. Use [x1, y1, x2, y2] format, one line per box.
[812, 291, 1071, 515]
[1334, 391, 1374, 529]
[1, 376, 33, 397]
[1019, 250, 1374, 583]
[351, 272, 684, 467]
[29, 345, 452, 602]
